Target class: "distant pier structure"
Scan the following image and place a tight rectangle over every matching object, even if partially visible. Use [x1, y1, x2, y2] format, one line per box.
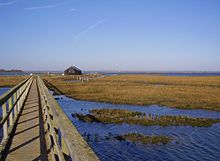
[64, 66, 82, 75]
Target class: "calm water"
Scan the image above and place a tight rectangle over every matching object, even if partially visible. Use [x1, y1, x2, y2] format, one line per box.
[99, 72, 220, 77]
[161, 73, 220, 76]
[0, 87, 10, 96]
[0, 72, 28, 76]
[55, 95, 220, 161]
[0, 87, 10, 119]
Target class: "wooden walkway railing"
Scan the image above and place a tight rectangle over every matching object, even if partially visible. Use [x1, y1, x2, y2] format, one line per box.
[38, 76, 99, 161]
[0, 76, 100, 161]
[0, 76, 33, 159]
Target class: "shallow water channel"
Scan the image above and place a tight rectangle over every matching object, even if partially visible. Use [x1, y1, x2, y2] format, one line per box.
[55, 95, 220, 161]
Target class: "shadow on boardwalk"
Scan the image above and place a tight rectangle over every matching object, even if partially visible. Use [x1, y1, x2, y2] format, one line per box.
[3, 79, 50, 161]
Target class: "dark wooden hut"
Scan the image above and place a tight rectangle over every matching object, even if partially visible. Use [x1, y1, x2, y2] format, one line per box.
[64, 66, 82, 75]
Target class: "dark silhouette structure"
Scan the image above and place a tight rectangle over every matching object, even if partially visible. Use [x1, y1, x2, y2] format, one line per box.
[64, 66, 82, 75]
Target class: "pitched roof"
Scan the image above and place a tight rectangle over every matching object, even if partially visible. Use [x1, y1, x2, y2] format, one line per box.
[65, 66, 81, 71]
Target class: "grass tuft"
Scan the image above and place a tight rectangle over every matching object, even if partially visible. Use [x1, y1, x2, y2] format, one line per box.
[115, 133, 172, 145]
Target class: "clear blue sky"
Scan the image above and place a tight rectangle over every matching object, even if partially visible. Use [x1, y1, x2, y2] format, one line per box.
[0, 0, 220, 71]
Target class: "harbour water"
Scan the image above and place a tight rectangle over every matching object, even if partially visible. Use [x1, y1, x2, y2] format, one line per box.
[0, 72, 28, 76]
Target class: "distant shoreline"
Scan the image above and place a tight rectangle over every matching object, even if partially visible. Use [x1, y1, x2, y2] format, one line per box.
[0, 69, 24, 73]
[0, 69, 220, 77]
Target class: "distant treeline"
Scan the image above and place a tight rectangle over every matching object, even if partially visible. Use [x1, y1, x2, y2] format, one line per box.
[0, 69, 23, 72]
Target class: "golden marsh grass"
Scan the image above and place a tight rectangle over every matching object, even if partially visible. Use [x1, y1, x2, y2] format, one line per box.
[44, 74, 220, 111]
[0, 76, 28, 87]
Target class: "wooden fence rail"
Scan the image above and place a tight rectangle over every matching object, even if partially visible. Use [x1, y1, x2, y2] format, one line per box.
[37, 76, 100, 161]
[0, 76, 33, 158]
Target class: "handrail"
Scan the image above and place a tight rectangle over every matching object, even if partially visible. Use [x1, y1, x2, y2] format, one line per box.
[0, 77, 32, 127]
[0, 77, 30, 106]
[0, 84, 29, 128]
[37, 76, 100, 161]
[0, 76, 33, 159]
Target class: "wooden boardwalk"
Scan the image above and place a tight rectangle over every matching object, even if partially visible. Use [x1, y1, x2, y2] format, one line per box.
[0, 76, 99, 161]
[5, 79, 49, 161]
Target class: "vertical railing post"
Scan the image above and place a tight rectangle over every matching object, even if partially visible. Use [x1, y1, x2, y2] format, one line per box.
[14, 92, 18, 117]
[18, 88, 22, 111]
[2, 103, 8, 140]
[50, 109, 59, 156]
[9, 97, 13, 126]
[17, 90, 20, 112]
[21, 87, 24, 106]
[62, 137, 69, 157]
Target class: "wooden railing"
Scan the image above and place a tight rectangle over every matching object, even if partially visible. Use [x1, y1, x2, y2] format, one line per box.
[37, 76, 100, 161]
[0, 76, 33, 157]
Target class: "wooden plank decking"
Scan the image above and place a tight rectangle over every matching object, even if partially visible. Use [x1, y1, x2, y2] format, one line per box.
[5, 79, 49, 161]
[0, 76, 99, 161]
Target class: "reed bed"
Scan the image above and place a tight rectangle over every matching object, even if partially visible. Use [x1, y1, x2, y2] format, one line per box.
[115, 133, 171, 145]
[73, 108, 220, 127]
[44, 74, 220, 111]
[91, 108, 144, 117]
